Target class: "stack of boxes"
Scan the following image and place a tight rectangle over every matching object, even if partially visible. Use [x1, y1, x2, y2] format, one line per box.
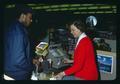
[35, 42, 49, 57]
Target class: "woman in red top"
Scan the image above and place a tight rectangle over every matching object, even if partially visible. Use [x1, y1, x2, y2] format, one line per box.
[54, 20, 99, 80]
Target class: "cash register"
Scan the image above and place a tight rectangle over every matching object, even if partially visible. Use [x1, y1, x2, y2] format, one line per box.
[31, 41, 71, 80]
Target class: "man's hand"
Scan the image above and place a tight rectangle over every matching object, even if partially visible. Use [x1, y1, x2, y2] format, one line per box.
[33, 59, 39, 65]
[33, 57, 43, 65]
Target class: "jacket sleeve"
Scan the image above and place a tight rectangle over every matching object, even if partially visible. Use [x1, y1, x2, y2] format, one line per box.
[64, 41, 86, 75]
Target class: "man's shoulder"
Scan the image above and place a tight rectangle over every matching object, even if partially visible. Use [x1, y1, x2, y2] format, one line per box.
[13, 21, 25, 32]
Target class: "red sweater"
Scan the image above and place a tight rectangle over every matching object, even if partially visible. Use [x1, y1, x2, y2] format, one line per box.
[64, 37, 98, 80]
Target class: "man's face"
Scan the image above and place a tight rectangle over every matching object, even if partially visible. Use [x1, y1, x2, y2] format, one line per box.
[23, 13, 32, 27]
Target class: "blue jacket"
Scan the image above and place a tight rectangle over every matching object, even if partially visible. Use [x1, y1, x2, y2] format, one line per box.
[4, 20, 33, 79]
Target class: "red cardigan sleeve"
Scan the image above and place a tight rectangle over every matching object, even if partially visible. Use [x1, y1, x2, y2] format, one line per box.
[64, 38, 87, 75]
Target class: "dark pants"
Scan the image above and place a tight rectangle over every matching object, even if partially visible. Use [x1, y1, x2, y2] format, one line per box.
[62, 76, 82, 80]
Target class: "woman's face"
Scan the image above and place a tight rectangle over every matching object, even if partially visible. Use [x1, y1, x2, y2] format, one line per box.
[70, 24, 81, 38]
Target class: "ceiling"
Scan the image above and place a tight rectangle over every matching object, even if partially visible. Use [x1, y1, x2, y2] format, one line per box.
[6, 4, 116, 14]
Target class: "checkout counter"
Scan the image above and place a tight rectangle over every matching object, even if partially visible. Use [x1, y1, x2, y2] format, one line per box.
[31, 42, 72, 80]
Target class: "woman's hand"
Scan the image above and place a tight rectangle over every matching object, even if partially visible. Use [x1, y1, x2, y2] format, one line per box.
[63, 58, 73, 64]
[54, 72, 65, 80]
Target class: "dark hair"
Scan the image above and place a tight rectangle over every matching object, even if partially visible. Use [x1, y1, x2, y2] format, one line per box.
[15, 4, 33, 18]
[68, 20, 86, 32]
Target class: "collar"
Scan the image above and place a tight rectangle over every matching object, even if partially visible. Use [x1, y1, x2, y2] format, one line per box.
[16, 20, 28, 35]
[75, 33, 87, 48]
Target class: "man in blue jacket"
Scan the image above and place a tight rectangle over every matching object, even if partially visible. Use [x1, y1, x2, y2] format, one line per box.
[4, 5, 34, 80]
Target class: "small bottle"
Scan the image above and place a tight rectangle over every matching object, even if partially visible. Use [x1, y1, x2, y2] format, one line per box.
[49, 72, 56, 80]
[51, 72, 54, 77]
